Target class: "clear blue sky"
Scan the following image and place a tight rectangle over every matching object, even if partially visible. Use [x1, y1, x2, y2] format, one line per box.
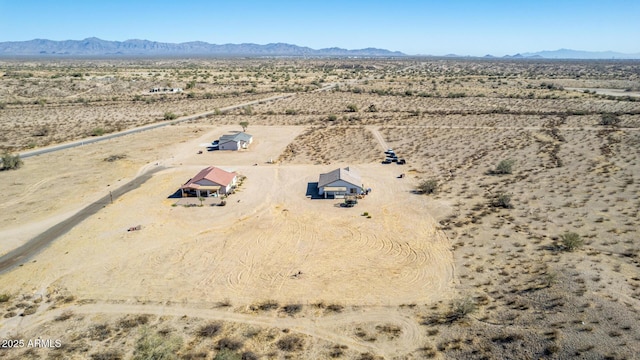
[1, 0, 638, 56]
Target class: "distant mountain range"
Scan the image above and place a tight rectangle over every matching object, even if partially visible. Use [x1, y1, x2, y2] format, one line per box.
[488, 49, 640, 60]
[0, 39, 637, 59]
[0, 38, 405, 57]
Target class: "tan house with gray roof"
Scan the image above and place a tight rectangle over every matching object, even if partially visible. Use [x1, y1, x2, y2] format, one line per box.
[317, 167, 364, 198]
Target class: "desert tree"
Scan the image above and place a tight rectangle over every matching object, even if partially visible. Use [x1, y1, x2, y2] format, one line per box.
[239, 121, 249, 132]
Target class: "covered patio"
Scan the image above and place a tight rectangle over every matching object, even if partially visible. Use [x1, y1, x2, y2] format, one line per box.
[322, 186, 348, 198]
[180, 184, 221, 198]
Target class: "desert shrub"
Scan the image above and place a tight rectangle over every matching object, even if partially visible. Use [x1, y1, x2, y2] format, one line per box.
[22, 305, 37, 316]
[600, 113, 620, 126]
[276, 335, 305, 352]
[214, 350, 242, 360]
[198, 322, 222, 337]
[55, 311, 74, 322]
[327, 114, 337, 121]
[216, 338, 243, 351]
[346, 104, 358, 112]
[133, 327, 182, 360]
[492, 192, 513, 209]
[561, 232, 583, 251]
[285, 109, 297, 115]
[281, 304, 302, 316]
[492, 333, 524, 343]
[253, 300, 278, 311]
[118, 314, 150, 329]
[329, 345, 348, 358]
[33, 126, 50, 137]
[493, 159, 515, 175]
[91, 350, 124, 360]
[446, 297, 477, 322]
[418, 179, 439, 194]
[89, 323, 112, 341]
[367, 104, 378, 112]
[104, 154, 127, 162]
[241, 351, 258, 360]
[1, 152, 23, 171]
[326, 304, 344, 313]
[0, 293, 10, 302]
[164, 112, 178, 120]
[90, 128, 105, 136]
[0, 102, 5, 109]
[239, 121, 249, 131]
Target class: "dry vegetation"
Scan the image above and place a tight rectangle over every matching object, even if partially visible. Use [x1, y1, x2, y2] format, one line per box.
[1, 58, 639, 359]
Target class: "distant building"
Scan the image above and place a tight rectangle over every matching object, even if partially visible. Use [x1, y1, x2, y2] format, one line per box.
[317, 167, 364, 198]
[180, 166, 238, 197]
[218, 132, 253, 151]
[150, 87, 183, 93]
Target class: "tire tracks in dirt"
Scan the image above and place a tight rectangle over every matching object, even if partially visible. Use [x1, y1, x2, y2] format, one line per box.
[5, 302, 423, 358]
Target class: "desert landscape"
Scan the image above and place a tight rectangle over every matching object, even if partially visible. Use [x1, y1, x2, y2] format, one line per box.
[1, 58, 639, 359]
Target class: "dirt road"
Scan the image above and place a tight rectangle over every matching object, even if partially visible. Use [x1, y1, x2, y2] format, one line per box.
[6, 302, 423, 358]
[0, 166, 165, 274]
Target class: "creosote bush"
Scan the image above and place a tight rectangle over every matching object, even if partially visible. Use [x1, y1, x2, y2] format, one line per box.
[276, 335, 305, 352]
[492, 192, 513, 209]
[133, 326, 182, 360]
[1, 152, 23, 171]
[561, 232, 583, 251]
[418, 179, 439, 194]
[446, 297, 477, 322]
[493, 159, 515, 175]
[599, 113, 620, 126]
[163, 112, 178, 120]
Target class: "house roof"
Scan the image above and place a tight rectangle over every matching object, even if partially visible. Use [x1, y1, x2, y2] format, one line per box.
[318, 167, 362, 188]
[219, 132, 252, 143]
[182, 166, 237, 188]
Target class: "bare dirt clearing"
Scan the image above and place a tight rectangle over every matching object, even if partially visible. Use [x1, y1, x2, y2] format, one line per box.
[1, 162, 453, 306]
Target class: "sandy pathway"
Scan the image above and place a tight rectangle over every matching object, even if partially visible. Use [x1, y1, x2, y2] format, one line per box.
[3, 302, 423, 358]
[367, 126, 389, 150]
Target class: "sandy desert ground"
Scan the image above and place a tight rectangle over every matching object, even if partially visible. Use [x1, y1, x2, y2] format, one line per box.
[0, 58, 639, 359]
